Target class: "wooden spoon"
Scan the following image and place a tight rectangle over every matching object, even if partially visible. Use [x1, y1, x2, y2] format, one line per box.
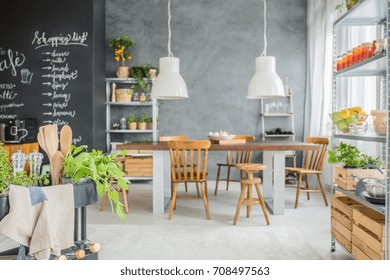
[37, 131, 48, 155]
[51, 151, 64, 185]
[44, 124, 59, 162]
[60, 125, 73, 157]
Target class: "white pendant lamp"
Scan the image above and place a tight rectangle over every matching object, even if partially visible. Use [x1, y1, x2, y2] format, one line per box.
[247, 0, 284, 99]
[151, 0, 188, 99]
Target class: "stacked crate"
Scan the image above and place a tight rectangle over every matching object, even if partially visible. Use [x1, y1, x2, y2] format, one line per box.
[331, 195, 363, 253]
[352, 207, 386, 260]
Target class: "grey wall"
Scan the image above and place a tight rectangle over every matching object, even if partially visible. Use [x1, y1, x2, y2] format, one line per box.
[106, 0, 307, 179]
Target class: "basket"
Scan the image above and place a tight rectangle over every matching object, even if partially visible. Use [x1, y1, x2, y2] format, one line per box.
[115, 89, 133, 102]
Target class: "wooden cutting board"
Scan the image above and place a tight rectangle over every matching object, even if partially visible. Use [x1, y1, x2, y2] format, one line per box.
[210, 139, 246, 145]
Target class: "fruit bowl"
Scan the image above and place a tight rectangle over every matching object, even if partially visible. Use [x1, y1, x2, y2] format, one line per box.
[330, 107, 367, 134]
[208, 131, 235, 141]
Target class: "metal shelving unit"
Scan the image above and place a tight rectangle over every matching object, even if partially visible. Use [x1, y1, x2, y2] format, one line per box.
[105, 78, 158, 153]
[331, 0, 389, 259]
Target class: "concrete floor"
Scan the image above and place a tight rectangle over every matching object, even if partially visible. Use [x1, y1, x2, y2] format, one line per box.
[88, 180, 352, 260]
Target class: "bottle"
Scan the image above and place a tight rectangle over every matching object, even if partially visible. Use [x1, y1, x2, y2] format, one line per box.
[120, 117, 127, 129]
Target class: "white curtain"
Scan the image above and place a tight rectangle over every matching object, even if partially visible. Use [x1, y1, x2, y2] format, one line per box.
[304, 0, 337, 138]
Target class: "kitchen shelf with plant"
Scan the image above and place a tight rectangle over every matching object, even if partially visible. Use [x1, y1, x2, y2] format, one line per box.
[330, 0, 389, 260]
[334, 0, 386, 26]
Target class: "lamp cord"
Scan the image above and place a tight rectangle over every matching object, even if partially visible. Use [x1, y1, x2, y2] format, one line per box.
[167, 0, 174, 57]
[260, 0, 267, 56]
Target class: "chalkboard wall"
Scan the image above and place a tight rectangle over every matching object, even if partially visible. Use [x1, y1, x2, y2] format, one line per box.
[0, 0, 105, 148]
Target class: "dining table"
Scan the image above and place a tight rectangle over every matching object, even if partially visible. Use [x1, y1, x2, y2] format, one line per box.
[117, 140, 320, 215]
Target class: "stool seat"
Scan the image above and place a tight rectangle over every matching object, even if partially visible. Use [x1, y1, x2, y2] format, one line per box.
[233, 163, 269, 226]
[235, 163, 266, 173]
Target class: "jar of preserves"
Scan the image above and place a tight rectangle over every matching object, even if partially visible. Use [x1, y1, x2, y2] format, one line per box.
[352, 47, 359, 64]
[347, 50, 353, 67]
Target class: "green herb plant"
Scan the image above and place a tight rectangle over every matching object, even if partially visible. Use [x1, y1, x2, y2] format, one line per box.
[63, 145, 130, 221]
[0, 145, 12, 193]
[138, 112, 147, 123]
[0, 145, 49, 193]
[328, 142, 382, 168]
[127, 114, 136, 124]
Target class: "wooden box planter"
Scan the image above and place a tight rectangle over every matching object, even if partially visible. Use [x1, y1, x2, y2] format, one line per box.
[333, 164, 384, 190]
[331, 195, 363, 253]
[124, 156, 153, 177]
[352, 207, 386, 260]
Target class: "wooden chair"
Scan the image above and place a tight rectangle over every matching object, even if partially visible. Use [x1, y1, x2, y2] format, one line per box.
[285, 137, 329, 208]
[214, 135, 255, 195]
[100, 177, 129, 214]
[234, 163, 270, 225]
[167, 140, 211, 219]
[159, 135, 199, 195]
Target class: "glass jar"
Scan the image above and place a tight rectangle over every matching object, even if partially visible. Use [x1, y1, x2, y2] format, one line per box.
[140, 92, 146, 102]
[336, 55, 343, 71]
[11, 150, 27, 175]
[373, 39, 385, 56]
[366, 42, 374, 58]
[370, 110, 387, 135]
[27, 150, 44, 175]
[132, 92, 139, 102]
[347, 50, 353, 67]
[341, 53, 348, 69]
[352, 47, 359, 64]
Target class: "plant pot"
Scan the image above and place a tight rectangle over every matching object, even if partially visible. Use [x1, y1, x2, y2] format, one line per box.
[147, 122, 153, 130]
[138, 122, 147, 130]
[128, 122, 137, 130]
[116, 66, 130, 79]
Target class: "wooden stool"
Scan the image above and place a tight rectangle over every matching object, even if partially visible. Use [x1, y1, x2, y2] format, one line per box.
[233, 163, 270, 225]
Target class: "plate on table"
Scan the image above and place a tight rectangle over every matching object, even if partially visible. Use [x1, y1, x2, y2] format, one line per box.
[208, 134, 235, 141]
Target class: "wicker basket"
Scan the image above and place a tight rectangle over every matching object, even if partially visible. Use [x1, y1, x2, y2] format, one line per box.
[115, 89, 133, 102]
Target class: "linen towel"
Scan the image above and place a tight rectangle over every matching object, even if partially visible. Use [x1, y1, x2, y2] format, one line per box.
[0, 184, 75, 260]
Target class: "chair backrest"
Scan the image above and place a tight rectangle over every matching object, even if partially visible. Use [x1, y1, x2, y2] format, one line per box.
[303, 137, 329, 171]
[227, 135, 255, 164]
[167, 140, 211, 182]
[159, 135, 189, 142]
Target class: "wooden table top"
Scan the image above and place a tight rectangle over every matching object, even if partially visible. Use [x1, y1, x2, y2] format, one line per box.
[117, 140, 320, 151]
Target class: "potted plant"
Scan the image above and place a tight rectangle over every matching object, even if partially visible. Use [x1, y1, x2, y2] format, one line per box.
[147, 117, 158, 130]
[328, 142, 383, 190]
[62, 145, 130, 221]
[127, 114, 137, 130]
[346, 0, 359, 10]
[109, 35, 135, 78]
[137, 112, 147, 130]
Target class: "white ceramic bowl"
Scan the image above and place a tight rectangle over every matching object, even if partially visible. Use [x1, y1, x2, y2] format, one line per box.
[208, 134, 235, 141]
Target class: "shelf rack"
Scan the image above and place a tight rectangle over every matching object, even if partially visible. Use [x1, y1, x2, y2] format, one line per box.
[331, 0, 389, 260]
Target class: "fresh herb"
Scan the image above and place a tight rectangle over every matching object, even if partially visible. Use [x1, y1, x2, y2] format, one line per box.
[328, 142, 382, 168]
[0, 145, 13, 193]
[63, 145, 130, 221]
[137, 112, 148, 123]
[126, 114, 136, 124]
[0, 145, 50, 193]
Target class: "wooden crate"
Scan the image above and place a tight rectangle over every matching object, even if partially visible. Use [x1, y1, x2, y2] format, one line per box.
[331, 196, 363, 253]
[352, 207, 386, 260]
[124, 156, 153, 177]
[333, 164, 384, 190]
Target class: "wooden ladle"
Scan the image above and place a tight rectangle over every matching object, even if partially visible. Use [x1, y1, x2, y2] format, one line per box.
[60, 125, 73, 157]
